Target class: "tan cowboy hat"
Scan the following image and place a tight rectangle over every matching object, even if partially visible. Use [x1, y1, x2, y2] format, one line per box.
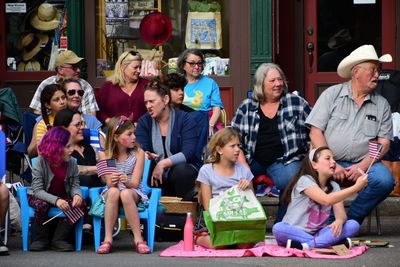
[30, 3, 61, 31]
[337, 44, 392, 78]
[21, 33, 49, 61]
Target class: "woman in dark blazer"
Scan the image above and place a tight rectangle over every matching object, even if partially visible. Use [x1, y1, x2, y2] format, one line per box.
[136, 80, 202, 200]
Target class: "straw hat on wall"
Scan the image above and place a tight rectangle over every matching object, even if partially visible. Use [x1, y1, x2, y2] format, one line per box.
[19, 33, 49, 61]
[30, 3, 61, 31]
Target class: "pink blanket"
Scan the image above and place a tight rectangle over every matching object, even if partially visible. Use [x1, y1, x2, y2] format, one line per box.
[160, 241, 368, 259]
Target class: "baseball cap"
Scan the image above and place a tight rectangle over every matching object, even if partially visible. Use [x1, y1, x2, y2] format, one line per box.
[55, 50, 84, 67]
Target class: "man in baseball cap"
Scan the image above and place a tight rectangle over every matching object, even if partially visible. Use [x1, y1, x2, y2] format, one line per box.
[29, 50, 98, 115]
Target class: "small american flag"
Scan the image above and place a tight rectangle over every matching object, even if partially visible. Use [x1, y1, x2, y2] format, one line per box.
[96, 159, 117, 177]
[64, 206, 85, 225]
[368, 140, 383, 160]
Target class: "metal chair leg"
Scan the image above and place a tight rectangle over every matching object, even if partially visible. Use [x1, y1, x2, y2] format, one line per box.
[375, 207, 382, 236]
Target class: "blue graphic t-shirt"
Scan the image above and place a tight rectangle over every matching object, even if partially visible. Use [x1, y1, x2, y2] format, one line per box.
[183, 75, 224, 111]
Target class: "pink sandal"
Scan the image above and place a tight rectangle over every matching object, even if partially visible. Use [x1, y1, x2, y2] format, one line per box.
[97, 241, 112, 254]
[135, 240, 150, 254]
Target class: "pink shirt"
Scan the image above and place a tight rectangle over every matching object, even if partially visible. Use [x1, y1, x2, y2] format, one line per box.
[96, 78, 149, 123]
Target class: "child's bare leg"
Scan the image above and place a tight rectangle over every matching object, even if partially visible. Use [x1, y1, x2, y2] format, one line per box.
[104, 188, 120, 243]
[120, 190, 143, 243]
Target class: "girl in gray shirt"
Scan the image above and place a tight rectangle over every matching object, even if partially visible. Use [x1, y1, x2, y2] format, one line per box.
[273, 146, 367, 250]
[196, 128, 254, 248]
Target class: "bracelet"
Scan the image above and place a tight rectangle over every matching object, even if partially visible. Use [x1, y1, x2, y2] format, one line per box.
[209, 124, 215, 127]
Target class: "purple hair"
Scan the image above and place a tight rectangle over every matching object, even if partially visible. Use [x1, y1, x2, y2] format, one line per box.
[38, 126, 71, 165]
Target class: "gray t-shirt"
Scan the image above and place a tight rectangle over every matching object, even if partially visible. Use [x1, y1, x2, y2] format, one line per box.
[282, 175, 340, 234]
[305, 81, 393, 162]
[196, 162, 254, 198]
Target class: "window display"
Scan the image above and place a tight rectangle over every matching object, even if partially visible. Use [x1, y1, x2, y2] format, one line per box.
[5, 1, 67, 72]
[94, 0, 229, 78]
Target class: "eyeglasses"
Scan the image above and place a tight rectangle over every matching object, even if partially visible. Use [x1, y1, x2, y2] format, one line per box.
[121, 51, 139, 63]
[115, 115, 130, 131]
[71, 121, 83, 129]
[185, 61, 203, 67]
[61, 64, 80, 71]
[358, 65, 381, 75]
[67, 89, 85, 97]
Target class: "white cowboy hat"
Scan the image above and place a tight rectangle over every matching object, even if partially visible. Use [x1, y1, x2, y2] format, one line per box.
[337, 44, 392, 78]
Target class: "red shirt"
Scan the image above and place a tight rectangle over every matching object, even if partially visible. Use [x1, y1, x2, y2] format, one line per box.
[48, 162, 68, 199]
[96, 78, 149, 123]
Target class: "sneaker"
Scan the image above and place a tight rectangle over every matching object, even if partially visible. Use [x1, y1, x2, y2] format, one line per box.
[286, 239, 303, 250]
[268, 186, 280, 197]
[0, 240, 9, 256]
[335, 237, 352, 249]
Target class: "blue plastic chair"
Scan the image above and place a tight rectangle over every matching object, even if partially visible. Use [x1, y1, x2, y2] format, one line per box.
[16, 157, 89, 251]
[89, 159, 161, 252]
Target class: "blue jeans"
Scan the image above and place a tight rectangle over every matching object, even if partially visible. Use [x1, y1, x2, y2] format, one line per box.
[273, 220, 360, 248]
[337, 161, 394, 224]
[250, 160, 301, 222]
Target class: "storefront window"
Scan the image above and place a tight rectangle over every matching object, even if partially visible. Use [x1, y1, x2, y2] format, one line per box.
[94, 0, 230, 78]
[5, 1, 67, 72]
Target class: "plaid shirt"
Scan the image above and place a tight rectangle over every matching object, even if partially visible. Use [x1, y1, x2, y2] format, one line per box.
[29, 75, 99, 114]
[231, 93, 311, 165]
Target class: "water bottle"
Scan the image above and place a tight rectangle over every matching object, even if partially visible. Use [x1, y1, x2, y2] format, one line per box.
[183, 212, 194, 251]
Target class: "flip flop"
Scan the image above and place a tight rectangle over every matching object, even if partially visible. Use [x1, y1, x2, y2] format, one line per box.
[97, 241, 112, 254]
[135, 240, 150, 254]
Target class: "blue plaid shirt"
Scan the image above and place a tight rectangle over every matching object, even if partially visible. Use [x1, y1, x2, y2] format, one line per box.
[231, 93, 312, 165]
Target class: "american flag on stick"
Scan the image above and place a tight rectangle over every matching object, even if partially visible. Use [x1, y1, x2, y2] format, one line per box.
[368, 140, 383, 160]
[64, 206, 85, 225]
[366, 140, 383, 173]
[96, 159, 117, 177]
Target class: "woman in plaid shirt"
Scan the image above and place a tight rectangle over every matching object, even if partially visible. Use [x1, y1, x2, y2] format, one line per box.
[231, 63, 311, 222]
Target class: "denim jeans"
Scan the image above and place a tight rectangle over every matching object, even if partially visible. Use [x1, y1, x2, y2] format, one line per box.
[250, 160, 301, 222]
[337, 161, 394, 224]
[273, 220, 360, 248]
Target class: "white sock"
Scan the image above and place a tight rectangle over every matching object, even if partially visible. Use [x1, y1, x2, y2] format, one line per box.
[302, 243, 310, 250]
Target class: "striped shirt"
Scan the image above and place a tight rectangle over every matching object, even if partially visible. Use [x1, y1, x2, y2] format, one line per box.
[231, 93, 311, 165]
[102, 151, 148, 202]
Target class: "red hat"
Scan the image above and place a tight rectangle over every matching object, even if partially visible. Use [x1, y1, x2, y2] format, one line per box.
[139, 12, 172, 46]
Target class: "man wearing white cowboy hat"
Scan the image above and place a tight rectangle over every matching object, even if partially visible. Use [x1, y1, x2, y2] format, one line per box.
[305, 44, 395, 224]
[29, 50, 99, 116]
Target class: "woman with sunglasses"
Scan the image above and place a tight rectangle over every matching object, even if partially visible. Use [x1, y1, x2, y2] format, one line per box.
[96, 51, 149, 125]
[136, 80, 202, 200]
[177, 49, 224, 157]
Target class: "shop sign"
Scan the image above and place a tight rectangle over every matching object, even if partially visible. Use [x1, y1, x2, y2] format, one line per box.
[5, 3, 26, 13]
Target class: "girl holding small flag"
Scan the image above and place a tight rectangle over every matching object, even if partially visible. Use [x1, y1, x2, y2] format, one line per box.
[28, 126, 84, 252]
[96, 116, 150, 254]
[273, 146, 368, 250]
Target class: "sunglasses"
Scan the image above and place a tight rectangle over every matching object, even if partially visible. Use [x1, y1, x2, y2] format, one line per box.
[61, 64, 80, 71]
[121, 50, 139, 63]
[67, 89, 85, 97]
[185, 61, 203, 67]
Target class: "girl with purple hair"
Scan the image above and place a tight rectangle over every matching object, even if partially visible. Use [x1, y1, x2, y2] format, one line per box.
[28, 126, 84, 252]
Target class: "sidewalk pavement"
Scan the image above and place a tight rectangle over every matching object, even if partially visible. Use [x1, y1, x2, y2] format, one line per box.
[2, 216, 400, 267]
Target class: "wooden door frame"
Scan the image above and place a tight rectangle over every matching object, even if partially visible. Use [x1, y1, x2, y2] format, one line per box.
[303, 0, 397, 104]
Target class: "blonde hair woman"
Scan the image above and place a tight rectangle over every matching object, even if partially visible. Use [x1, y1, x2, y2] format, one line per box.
[96, 51, 149, 124]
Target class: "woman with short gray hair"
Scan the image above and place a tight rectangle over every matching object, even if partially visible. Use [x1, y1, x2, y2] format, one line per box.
[231, 63, 311, 222]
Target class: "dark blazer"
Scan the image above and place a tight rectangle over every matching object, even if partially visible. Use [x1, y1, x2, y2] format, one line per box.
[136, 108, 202, 169]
